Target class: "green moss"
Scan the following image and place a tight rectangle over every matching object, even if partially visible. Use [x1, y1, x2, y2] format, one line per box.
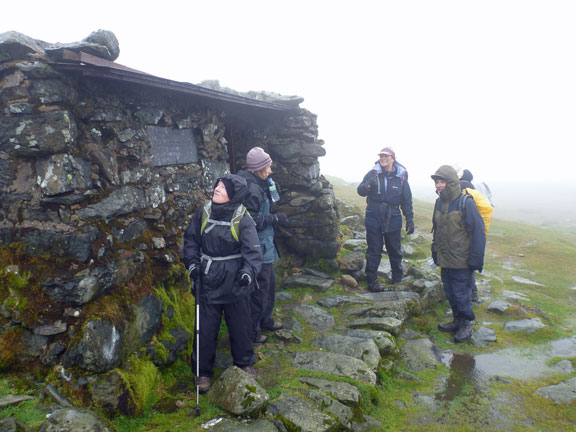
[154, 269, 196, 356]
[0, 328, 24, 369]
[117, 355, 159, 415]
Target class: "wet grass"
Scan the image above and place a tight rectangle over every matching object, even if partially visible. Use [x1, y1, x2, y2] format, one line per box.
[331, 179, 576, 430]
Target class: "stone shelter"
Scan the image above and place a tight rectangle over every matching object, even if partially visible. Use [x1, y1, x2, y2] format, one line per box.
[0, 30, 339, 381]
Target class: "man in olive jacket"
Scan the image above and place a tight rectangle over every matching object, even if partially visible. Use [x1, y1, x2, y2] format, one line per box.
[431, 165, 486, 343]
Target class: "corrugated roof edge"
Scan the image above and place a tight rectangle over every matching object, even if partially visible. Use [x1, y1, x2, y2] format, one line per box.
[48, 50, 298, 112]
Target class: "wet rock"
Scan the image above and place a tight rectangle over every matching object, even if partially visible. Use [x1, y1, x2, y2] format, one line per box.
[156, 327, 191, 366]
[300, 388, 353, 429]
[40, 342, 66, 366]
[207, 366, 269, 415]
[400, 338, 441, 372]
[338, 250, 364, 272]
[293, 351, 377, 384]
[21, 225, 98, 263]
[535, 377, 576, 403]
[552, 360, 573, 374]
[471, 326, 498, 347]
[83, 30, 120, 61]
[0, 394, 34, 408]
[77, 186, 147, 221]
[344, 329, 398, 355]
[266, 394, 336, 432]
[503, 318, 546, 333]
[88, 370, 136, 416]
[38, 408, 113, 432]
[208, 418, 279, 431]
[347, 316, 403, 336]
[299, 377, 361, 406]
[350, 414, 383, 431]
[0, 31, 47, 61]
[293, 304, 335, 331]
[64, 320, 122, 373]
[43, 252, 144, 304]
[312, 334, 381, 371]
[33, 320, 67, 336]
[282, 274, 333, 291]
[45, 30, 119, 61]
[339, 274, 359, 289]
[0, 417, 33, 432]
[30, 78, 78, 105]
[317, 294, 369, 308]
[0, 111, 77, 157]
[152, 397, 181, 414]
[487, 300, 512, 314]
[502, 289, 530, 301]
[274, 329, 303, 343]
[36, 154, 92, 196]
[511, 276, 544, 286]
[134, 294, 163, 345]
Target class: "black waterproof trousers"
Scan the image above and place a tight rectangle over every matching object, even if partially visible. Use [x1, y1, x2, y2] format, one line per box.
[249, 263, 277, 341]
[365, 228, 403, 283]
[440, 268, 475, 322]
[192, 296, 254, 377]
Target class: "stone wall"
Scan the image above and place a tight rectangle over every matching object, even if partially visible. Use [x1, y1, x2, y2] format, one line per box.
[0, 31, 339, 380]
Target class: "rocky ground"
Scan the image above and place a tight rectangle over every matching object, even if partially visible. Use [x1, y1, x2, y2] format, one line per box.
[1, 198, 575, 431]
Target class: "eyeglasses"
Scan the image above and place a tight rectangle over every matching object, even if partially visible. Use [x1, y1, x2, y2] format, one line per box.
[379, 154, 392, 158]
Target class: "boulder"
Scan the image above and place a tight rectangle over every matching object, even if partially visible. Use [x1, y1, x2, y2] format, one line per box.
[207, 366, 269, 415]
[293, 351, 377, 384]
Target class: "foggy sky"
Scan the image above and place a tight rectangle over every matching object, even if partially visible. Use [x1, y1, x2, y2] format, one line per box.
[4, 1, 576, 193]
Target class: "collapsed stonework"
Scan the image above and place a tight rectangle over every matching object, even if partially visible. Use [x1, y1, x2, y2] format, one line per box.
[0, 30, 339, 381]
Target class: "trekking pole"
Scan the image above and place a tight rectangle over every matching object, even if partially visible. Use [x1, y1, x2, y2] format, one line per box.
[194, 270, 202, 417]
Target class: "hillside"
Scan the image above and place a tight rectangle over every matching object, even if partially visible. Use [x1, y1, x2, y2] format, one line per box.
[1, 175, 575, 431]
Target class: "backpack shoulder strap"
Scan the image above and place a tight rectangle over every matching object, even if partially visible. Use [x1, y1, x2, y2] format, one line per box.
[230, 204, 247, 242]
[200, 201, 212, 235]
[458, 192, 471, 226]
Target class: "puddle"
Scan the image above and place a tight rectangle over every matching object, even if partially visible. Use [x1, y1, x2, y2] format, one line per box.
[436, 353, 483, 401]
[436, 337, 576, 399]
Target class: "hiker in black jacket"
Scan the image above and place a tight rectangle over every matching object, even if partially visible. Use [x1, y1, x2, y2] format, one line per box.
[237, 147, 288, 346]
[357, 147, 414, 291]
[183, 174, 263, 393]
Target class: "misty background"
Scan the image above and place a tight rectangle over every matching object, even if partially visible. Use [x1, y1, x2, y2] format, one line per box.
[3, 0, 576, 229]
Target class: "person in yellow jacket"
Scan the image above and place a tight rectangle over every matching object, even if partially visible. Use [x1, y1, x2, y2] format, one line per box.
[459, 169, 494, 301]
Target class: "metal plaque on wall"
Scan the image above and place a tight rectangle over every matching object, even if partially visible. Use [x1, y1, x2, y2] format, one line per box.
[148, 126, 198, 166]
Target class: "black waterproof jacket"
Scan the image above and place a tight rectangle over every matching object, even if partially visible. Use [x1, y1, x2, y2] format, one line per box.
[236, 169, 279, 264]
[357, 161, 414, 233]
[183, 174, 263, 304]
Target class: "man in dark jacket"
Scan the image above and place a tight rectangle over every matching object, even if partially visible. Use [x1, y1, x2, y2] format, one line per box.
[357, 147, 414, 291]
[431, 165, 486, 343]
[183, 174, 263, 393]
[237, 147, 288, 346]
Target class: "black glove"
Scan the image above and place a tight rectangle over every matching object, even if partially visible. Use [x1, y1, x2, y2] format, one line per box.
[431, 244, 438, 266]
[365, 174, 379, 191]
[188, 264, 200, 281]
[273, 213, 288, 226]
[237, 272, 252, 286]
[405, 218, 415, 235]
[468, 261, 483, 273]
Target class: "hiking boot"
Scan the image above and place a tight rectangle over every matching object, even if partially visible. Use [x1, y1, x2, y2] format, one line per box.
[254, 335, 268, 345]
[438, 320, 460, 333]
[367, 282, 386, 292]
[241, 365, 257, 378]
[261, 323, 283, 332]
[454, 321, 473, 343]
[196, 376, 211, 394]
